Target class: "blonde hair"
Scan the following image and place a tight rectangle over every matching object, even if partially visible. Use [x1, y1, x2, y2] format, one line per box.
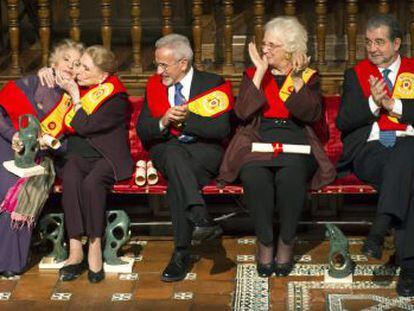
[48, 39, 84, 66]
[84, 45, 117, 74]
[264, 16, 308, 54]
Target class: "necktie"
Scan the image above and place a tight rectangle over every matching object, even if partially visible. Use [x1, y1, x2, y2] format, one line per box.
[174, 82, 195, 143]
[378, 68, 396, 148]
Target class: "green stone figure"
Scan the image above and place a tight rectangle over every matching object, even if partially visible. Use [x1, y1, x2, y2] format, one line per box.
[38, 213, 68, 262]
[325, 223, 355, 278]
[14, 114, 40, 168]
[104, 210, 131, 265]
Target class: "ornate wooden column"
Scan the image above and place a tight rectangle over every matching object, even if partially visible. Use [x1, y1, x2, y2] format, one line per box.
[130, 0, 142, 73]
[161, 0, 173, 36]
[284, 0, 296, 16]
[410, 0, 414, 57]
[38, 0, 51, 66]
[101, 0, 112, 49]
[315, 0, 327, 67]
[6, 0, 21, 74]
[346, 0, 358, 67]
[378, 0, 390, 14]
[253, 0, 265, 50]
[223, 0, 234, 74]
[69, 0, 81, 42]
[192, 0, 204, 70]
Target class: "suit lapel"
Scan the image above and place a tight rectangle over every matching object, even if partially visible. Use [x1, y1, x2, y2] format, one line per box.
[189, 69, 202, 99]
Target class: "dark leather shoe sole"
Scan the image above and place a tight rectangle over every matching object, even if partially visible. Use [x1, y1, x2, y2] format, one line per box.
[88, 269, 105, 283]
[1, 271, 16, 278]
[192, 225, 223, 242]
[161, 271, 187, 282]
[361, 239, 383, 260]
[397, 279, 414, 297]
[274, 261, 294, 277]
[257, 262, 274, 277]
[59, 262, 86, 282]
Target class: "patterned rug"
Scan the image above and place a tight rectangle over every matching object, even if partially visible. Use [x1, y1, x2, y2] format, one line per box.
[233, 263, 414, 310]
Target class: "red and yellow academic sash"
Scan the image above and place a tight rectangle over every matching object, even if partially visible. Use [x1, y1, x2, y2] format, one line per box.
[245, 66, 316, 119]
[354, 57, 414, 131]
[63, 75, 127, 133]
[146, 74, 234, 136]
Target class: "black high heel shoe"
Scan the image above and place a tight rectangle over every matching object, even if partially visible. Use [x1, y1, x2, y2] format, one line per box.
[59, 262, 86, 281]
[257, 261, 275, 277]
[274, 260, 294, 277]
[88, 268, 105, 283]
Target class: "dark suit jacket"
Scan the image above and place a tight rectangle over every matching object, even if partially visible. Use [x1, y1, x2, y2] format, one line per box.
[136, 69, 231, 176]
[70, 93, 133, 181]
[336, 67, 414, 173]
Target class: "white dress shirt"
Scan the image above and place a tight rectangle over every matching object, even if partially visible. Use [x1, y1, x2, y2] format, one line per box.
[159, 67, 194, 131]
[367, 55, 414, 141]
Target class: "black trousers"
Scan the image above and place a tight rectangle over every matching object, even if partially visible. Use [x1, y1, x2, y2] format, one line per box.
[61, 155, 115, 239]
[353, 138, 414, 262]
[240, 157, 316, 246]
[150, 141, 214, 248]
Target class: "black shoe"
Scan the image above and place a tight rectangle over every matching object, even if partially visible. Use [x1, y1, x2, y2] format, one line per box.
[88, 268, 105, 283]
[257, 262, 274, 277]
[362, 235, 383, 260]
[59, 262, 86, 281]
[274, 260, 294, 277]
[397, 270, 414, 297]
[161, 251, 190, 282]
[192, 219, 223, 242]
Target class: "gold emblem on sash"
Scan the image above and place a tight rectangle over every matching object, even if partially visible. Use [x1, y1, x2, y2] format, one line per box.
[64, 82, 115, 128]
[188, 90, 229, 117]
[393, 72, 414, 99]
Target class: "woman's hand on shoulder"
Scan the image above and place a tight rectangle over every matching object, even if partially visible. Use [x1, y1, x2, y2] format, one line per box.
[38, 67, 56, 88]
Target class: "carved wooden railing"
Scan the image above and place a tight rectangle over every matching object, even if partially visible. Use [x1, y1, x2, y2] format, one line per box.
[3, 0, 414, 94]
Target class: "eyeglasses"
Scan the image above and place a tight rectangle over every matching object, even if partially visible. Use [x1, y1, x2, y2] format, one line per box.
[261, 42, 284, 51]
[365, 39, 387, 48]
[153, 59, 183, 71]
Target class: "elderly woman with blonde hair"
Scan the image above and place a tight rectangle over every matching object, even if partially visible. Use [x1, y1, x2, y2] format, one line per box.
[219, 16, 335, 277]
[57, 45, 133, 283]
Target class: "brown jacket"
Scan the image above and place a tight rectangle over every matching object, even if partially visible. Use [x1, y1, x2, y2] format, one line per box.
[218, 73, 336, 190]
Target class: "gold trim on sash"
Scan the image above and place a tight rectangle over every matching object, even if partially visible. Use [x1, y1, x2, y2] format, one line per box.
[279, 68, 316, 102]
[188, 90, 229, 117]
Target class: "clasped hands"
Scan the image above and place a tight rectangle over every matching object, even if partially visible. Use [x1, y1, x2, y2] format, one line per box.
[11, 132, 50, 152]
[161, 105, 189, 128]
[369, 75, 395, 114]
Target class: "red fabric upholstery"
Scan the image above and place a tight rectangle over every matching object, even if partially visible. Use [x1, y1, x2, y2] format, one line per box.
[54, 95, 376, 195]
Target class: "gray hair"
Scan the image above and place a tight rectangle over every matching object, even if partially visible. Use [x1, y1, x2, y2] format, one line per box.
[366, 14, 403, 42]
[264, 16, 308, 54]
[155, 33, 194, 64]
[48, 39, 84, 67]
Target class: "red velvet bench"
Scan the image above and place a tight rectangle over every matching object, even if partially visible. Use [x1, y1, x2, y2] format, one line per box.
[52, 95, 376, 197]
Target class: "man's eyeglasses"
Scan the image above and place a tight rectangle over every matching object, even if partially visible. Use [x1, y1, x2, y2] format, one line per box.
[153, 59, 184, 71]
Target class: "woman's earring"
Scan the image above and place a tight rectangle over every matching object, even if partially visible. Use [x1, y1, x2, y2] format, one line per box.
[285, 53, 292, 61]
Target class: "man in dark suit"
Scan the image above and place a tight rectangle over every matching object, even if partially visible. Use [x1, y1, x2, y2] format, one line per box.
[337, 14, 414, 296]
[136, 34, 231, 282]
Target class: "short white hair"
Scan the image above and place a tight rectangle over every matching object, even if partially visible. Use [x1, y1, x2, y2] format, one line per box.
[155, 33, 193, 64]
[264, 16, 308, 54]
